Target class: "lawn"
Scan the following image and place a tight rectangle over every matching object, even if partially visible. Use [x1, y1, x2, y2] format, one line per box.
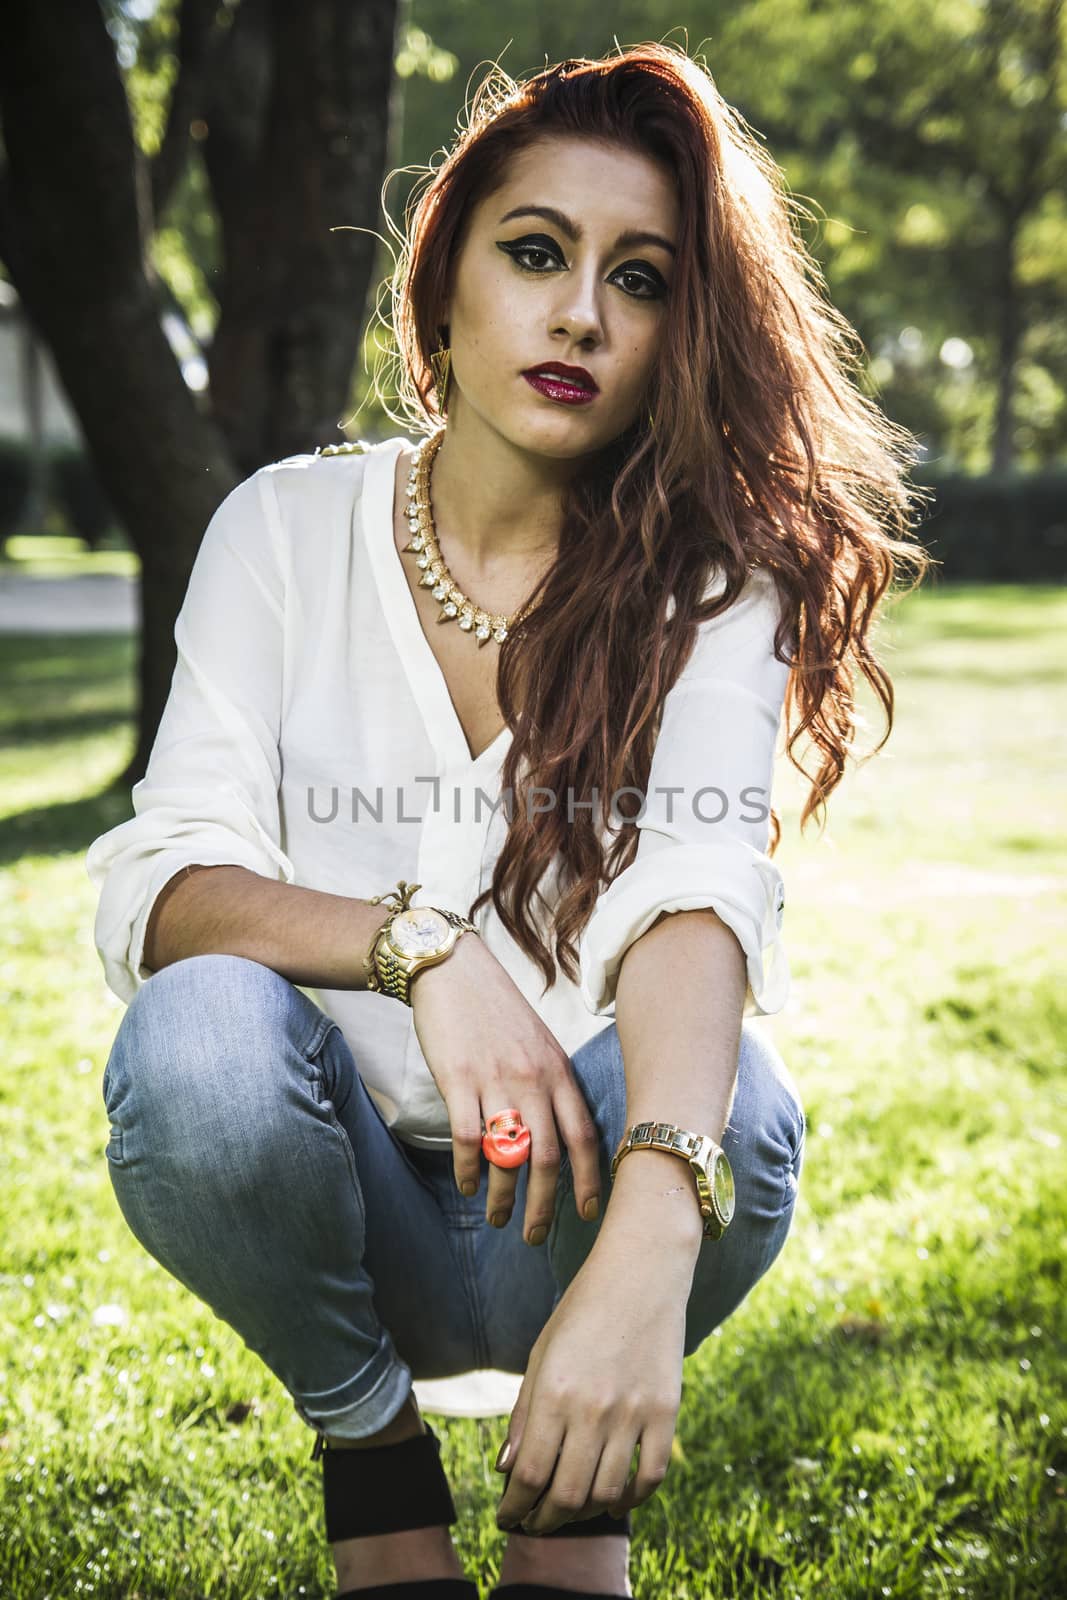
[0, 578, 1064, 1599]
[1, 534, 138, 579]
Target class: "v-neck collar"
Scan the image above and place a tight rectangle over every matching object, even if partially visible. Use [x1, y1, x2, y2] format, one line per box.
[360, 435, 513, 774]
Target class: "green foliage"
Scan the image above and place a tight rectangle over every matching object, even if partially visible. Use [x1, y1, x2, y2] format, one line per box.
[150, 152, 221, 342]
[99, 0, 1067, 467]
[677, 0, 1067, 468]
[395, 0, 1067, 469]
[0, 584, 1065, 1594]
[395, 20, 460, 83]
[102, 0, 182, 157]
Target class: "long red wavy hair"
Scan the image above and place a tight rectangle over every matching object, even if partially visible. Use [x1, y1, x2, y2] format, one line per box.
[378, 41, 932, 997]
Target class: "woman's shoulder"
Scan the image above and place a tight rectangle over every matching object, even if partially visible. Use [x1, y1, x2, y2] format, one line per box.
[687, 559, 784, 633]
[670, 560, 792, 683]
[256, 433, 414, 527]
[261, 433, 394, 482]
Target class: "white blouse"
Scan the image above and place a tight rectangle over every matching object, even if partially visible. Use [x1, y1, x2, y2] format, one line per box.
[87, 432, 793, 1418]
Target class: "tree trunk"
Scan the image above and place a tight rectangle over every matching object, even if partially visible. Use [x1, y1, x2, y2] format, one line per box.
[206, 0, 400, 474]
[16, 317, 48, 538]
[0, 2, 237, 787]
[0, 0, 398, 787]
[990, 218, 1020, 474]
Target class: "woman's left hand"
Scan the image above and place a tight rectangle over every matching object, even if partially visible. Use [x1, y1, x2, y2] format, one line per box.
[494, 1239, 689, 1534]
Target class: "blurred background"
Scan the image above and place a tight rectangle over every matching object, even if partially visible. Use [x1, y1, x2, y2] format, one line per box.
[1, 3, 1064, 777]
[1, 5, 1064, 1598]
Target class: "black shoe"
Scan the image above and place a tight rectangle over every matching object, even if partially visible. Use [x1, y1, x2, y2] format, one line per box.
[313, 1422, 479, 1600]
[490, 1592, 626, 1600]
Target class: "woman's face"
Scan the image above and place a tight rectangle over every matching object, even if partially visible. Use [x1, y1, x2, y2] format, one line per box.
[441, 134, 679, 460]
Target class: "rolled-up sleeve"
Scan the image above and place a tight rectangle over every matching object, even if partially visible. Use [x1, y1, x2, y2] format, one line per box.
[86, 468, 296, 1004]
[578, 566, 793, 1018]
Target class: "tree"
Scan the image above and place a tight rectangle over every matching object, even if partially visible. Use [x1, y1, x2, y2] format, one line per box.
[0, 0, 400, 786]
[712, 0, 1067, 471]
[401, 0, 1067, 468]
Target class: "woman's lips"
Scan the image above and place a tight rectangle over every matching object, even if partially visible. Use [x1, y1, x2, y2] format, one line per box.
[522, 372, 597, 406]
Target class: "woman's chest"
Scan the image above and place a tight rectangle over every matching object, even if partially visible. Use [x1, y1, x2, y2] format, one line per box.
[407, 597, 505, 764]
[392, 454, 534, 765]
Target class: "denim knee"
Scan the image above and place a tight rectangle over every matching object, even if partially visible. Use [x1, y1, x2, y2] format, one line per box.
[102, 953, 319, 1176]
[762, 1029, 806, 1210]
[727, 1022, 806, 1215]
[673, 1024, 806, 1356]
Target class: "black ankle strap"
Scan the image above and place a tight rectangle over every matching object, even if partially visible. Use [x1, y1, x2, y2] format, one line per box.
[532, 1508, 631, 1537]
[319, 1423, 458, 1542]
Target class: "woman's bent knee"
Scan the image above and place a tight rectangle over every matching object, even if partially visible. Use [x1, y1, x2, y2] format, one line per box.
[102, 953, 315, 1174]
[675, 1026, 805, 1357]
[129, 953, 293, 1038]
[732, 1022, 806, 1203]
[112, 955, 301, 1091]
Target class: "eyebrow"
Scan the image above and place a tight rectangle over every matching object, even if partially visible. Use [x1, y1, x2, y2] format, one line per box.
[497, 204, 677, 259]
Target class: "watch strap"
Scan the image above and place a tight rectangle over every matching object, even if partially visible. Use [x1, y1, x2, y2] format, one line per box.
[363, 885, 478, 1006]
[369, 937, 420, 1005]
[610, 1120, 729, 1240]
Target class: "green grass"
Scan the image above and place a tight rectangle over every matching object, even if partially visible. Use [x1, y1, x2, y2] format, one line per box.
[1, 535, 138, 579]
[1, 579, 1065, 1598]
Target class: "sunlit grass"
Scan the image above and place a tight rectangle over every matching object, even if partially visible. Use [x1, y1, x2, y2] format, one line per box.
[0, 581, 1064, 1598]
[1, 535, 138, 578]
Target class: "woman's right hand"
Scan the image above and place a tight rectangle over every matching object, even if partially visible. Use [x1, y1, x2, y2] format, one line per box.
[409, 931, 603, 1248]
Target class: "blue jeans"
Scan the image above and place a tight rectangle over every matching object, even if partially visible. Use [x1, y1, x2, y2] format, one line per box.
[101, 954, 806, 1442]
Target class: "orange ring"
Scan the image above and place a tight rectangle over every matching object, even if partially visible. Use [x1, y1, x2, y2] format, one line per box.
[481, 1107, 531, 1169]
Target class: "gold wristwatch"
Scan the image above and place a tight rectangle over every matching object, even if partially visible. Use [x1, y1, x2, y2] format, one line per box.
[363, 880, 478, 1006]
[610, 1121, 735, 1241]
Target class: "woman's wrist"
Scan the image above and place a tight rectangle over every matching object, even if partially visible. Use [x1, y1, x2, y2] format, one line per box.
[599, 1152, 707, 1260]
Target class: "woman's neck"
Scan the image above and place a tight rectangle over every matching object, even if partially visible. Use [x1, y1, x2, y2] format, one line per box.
[428, 411, 578, 576]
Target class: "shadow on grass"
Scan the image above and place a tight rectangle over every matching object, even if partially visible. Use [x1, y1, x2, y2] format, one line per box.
[1, 631, 138, 866]
[0, 629, 133, 690]
[0, 784, 135, 868]
[5, 708, 126, 743]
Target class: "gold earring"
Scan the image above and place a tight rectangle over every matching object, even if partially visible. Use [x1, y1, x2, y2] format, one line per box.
[647, 406, 657, 438]
[430, 339, 452, 412]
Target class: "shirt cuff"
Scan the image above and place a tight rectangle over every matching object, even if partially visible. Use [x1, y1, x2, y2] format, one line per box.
[87, 784, 297, 1004]
[577, 840, 789, 1019]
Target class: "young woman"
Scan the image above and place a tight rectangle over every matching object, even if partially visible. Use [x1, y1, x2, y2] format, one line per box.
[88, 42, 929, 1600]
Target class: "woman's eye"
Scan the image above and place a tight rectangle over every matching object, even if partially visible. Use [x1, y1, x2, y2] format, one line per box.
[497, 239, 665, 300]
[519, 246, 556, 270]
[501, 241, 561, 272]
[616, 268, 664, 300]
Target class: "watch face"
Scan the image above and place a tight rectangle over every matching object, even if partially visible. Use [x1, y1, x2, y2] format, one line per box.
[390, 907, 452, 957]
[712, 1152, 735, 1223]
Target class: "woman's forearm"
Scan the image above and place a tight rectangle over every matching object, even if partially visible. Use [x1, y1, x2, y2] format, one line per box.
[598, 908, 748, 1262]
[615, 907, 746, 1137]
[142, 864, 395, 991]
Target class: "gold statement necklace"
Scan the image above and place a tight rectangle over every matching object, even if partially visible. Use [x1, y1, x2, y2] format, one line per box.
[404, 428, 535, 648]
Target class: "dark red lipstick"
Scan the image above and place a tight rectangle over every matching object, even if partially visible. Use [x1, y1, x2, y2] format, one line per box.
[521, 361, 599, 406]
